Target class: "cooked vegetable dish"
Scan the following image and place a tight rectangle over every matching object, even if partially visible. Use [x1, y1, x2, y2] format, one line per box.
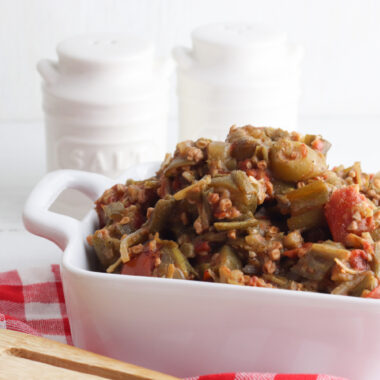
[87, 126, 380, 298]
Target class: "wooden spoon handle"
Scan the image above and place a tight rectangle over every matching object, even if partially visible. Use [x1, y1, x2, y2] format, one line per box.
[0, 329, 180, 380]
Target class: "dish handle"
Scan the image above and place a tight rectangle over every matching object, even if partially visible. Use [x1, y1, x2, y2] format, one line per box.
[23, 170, 114, 251]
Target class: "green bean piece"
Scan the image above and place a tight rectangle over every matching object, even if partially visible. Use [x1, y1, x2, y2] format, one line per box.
[310, 243, 350, 260]
[286, 181, 330, 216]
[106, 257, 122, 273]
[119, 227, 149, 262]
[287, 208, 325, 231]
[263, 274, 303, 290]
[160, 244, 198, 279]
[127, 226, 150, 245]
[231, 237, 258, 252]
[231, 170, 258, 208]
[210, 173, 240, 193]
[372, 242, 380, 277]
[371, 228, 380, 242]
[211, 171, 257, 213]
[214, 218, 258, 231]
[331, 271, 376, 296]
[207, 141, 230, 167]
[231, 170, 254, 193]
[303, 134, 316, 146]
[180, 242, 195, 258]
[158, 239, 177, 249]
[245, 233, 267, 254]
[102, 202, 125, 223]
[225, 158, 237, 171]
[164, 156, 196, 177]
[262, 274, 289, 288]
[91, 229, 121, 269]
[229, 136, 258, 160]
[264, 127, 290, 140]
[272, 179, 296, 196]
[269, 139, 327, 182]
[291, 243, 350, 282]
[254, 144, 270, 162]
[126, 177, 159, 188]
[113, 221, 134, 237]
[217, 245, 242, 272]
[291, 252, 333, 282]
[197, 191, 212, 232]
[207, 141, 228, 158]
[304, 134, 332, 155]
[141, 178, 160, 189]
[351, 272, 377, 297]
[103, 203, 141, 236]
[148, 197, 176, 233]
[173, 176, 211, 201]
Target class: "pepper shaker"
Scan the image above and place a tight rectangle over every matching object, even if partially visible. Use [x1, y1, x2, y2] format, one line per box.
[173, 23, 303, 141]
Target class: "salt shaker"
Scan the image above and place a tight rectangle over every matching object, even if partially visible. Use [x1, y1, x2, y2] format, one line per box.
[173, 23, 303, 141]
[38, 34, 172, 179]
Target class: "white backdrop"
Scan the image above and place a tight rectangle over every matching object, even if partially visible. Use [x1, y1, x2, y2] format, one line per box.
[0, 0, 379, 121]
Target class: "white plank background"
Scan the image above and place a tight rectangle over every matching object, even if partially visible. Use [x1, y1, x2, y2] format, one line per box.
[0, 0, 380, 120]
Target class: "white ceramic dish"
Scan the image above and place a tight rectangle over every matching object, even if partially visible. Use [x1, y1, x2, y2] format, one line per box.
[23, 163, 380, 379]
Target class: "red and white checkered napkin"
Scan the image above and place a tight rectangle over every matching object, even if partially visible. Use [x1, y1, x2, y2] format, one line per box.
[0, 264, 72, 345]
[0, 265, 347, 380]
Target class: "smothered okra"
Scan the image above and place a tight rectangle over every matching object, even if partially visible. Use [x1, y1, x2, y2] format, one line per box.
[87, 126, 380, 298]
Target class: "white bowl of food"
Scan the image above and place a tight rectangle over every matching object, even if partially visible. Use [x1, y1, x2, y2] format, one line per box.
[23, 126, 380, 380]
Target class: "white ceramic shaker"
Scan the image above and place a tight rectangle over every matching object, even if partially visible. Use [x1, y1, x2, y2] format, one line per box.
[38, 34, 172, 179]
[173, 23, 303, 141]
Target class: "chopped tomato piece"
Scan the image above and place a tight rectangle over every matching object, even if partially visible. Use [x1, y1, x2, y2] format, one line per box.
[324, 186, 375, 243]
[203, 269, 213, 282]
[246, 168, 258, 178]
[362, 240, 374, 254]
[238, 159, 253, 171]
[311, 138, 324, 152]
[194, 241, 211, 253]
[349, 249, 369, 271]
[282, 248, 298, 258]
[121, 250, 159, 277]
[283, 243, 312, 258]
[365, 285, 380, 299]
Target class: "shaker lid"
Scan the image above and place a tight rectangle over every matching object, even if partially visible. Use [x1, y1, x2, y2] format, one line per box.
[191, 23, 294, 67]
[38, 34, 172, 104]
[57, 34, 154, 77]
[193, 23, 286, 49]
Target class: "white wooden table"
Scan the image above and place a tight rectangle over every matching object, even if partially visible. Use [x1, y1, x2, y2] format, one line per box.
[1, 117, 379, 271]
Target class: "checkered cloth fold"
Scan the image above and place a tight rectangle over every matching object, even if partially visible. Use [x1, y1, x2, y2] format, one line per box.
[0, 264, 71, 344]
[0, 265, 347, 380]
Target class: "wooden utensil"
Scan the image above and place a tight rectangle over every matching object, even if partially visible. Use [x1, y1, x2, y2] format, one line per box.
[0, 329, 180, 379]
